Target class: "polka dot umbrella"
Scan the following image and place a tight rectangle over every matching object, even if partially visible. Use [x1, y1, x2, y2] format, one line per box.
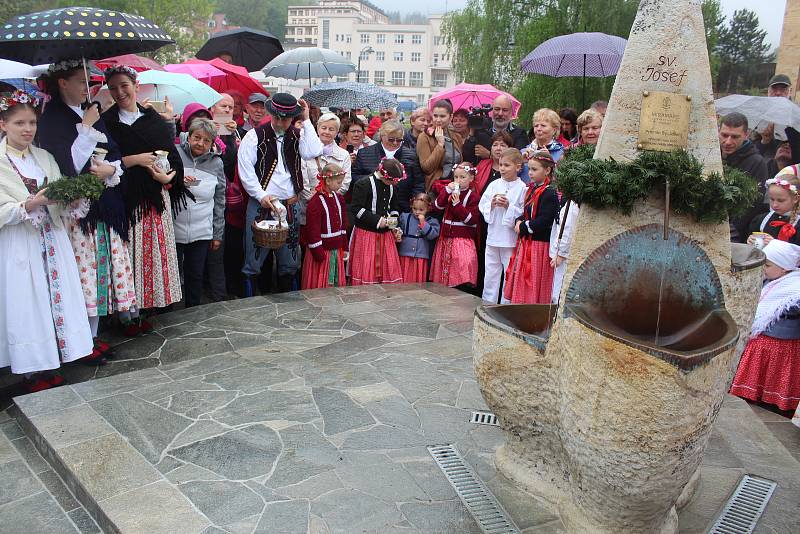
[0, 7, 174, 65]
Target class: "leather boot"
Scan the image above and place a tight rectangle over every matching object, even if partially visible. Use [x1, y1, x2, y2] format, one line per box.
[276, 274, 294, 293]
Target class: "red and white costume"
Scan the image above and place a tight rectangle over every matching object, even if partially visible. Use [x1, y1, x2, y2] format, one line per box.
[430, 184, 479, 287]
[301, 189, 348, 289]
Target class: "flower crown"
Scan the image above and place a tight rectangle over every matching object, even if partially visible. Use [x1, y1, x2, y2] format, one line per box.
[766, 177, 799, 194]
[529, 149, 555, 166]
[452, 163, 477, 175]
[0, 90, 41, 112]
[316, 169, 346, 181]
[104, 65, 138, 82]
[48, 59, 88, 74]
[375, 157, 407, 183]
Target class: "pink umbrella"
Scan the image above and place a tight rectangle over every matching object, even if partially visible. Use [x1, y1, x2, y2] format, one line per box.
[164, 63, 226, 85]
[428, 83, 521, 118]
[95, 54, 164, 72]
[185, 58, 268, 97]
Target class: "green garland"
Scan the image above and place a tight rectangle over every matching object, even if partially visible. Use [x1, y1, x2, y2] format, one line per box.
[39, 174, 105, 204]
[555, 146, 759, 224]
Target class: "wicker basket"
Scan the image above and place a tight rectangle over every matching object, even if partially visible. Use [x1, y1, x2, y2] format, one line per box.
[252, 217, 288, 249]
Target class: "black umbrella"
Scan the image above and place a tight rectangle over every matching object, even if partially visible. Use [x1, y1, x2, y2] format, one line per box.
[0, 7, 174, 65]
[196, 28, 283, 72]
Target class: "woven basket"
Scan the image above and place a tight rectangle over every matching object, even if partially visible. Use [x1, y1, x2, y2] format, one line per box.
[252, 217, 288, 249]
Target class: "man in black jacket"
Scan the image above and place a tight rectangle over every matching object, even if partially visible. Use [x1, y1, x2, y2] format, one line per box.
[720, 112, 769, 242]
[351, 120, 425, 212]
[462, 94, 528, 164]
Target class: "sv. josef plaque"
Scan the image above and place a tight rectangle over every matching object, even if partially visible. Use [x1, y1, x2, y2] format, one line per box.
[638, 91, 691, 152]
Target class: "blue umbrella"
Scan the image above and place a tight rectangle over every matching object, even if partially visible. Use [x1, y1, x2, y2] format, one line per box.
[520, 32, 627, 108]
[303, 81, 396, 110]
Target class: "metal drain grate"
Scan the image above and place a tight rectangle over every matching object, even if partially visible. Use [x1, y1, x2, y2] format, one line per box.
[708, 475, 776, 534]
[428, 445, 519, 534]
[470, 411, 499, 426]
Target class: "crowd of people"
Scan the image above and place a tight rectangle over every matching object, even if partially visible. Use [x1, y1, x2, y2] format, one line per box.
[0, 62, 797, 426]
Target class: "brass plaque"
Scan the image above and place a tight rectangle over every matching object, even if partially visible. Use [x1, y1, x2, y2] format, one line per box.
[638, 91, 691, 152]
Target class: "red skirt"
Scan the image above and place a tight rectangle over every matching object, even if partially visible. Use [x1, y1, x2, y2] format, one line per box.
[301, 248, 346, 290]
[730, 334, 800, 411]
[504, 239, 554, 304]
[400, 256, 428, 283]
[430, 236, 478, 287]
[348, 227, 403, 285]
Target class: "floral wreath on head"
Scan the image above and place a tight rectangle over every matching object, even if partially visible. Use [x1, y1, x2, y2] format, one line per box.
[103, 65, 138, 82]
[375, 157, 407, 184]
[452, 162, 477, 175]
[0, 90, 41, 112]
[314, 168, 347, 193]
[48, 59, 89, 74]
[766, 177, 799, 195]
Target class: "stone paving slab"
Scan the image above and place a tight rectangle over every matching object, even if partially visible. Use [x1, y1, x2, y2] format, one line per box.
[4, 284, 800, 533]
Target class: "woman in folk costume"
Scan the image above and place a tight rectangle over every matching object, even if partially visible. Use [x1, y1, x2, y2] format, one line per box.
[504, 149, 559, 304]
[347, 158, 405, 285]
[301, 163, 348, 289]
[430, 163, 480, 288]
[0, 91, 93, 392]
[39, 60, 135, 359]
[730, 240, 800, 412]
[747, 166, 800, 247]
[101, 66, 191, 332]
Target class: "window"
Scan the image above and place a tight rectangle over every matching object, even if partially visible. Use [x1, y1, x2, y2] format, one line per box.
[412, 34, 422, 45]
[434, 36, 442, 46]
[411, 52, 421, 62]
[393, 52, 403, 61]
[432, 72, 447, 88]
[346, 35, 351, 43]
[433, 53, 439, 66]
[207, 20, 215, 28]
[298, 27, 304, 36]
[392, 71, 405, 86]
[394, 34, 404, 44]
[345, 51, 352, 60]
[377, 33, 385, 44]
[336, 75, 349, 82]
[374, 70, 385, 85]
[376, 51, 385, 61]
[357, 70, 368, 83]
[359, 50, 370, 60]
[360, 33, 369, 44]
[409, 72, 424, 87]
[322, 19, 330, 48]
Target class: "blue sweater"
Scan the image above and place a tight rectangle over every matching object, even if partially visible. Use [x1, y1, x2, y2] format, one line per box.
[397, 213, 440, 259]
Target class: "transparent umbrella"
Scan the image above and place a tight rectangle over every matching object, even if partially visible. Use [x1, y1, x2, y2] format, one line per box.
[263, 48, 355, 87]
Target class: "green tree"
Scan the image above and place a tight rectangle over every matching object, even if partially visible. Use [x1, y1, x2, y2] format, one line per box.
[443, 0, 727, 122]
[701, 0, 724, 83]
[716, 9, 775, 93]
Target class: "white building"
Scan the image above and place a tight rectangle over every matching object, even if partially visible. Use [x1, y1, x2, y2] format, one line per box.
[285, 1, 457, 106]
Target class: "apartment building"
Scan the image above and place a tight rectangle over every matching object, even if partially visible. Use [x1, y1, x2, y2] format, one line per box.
[285, 1, 456, 105]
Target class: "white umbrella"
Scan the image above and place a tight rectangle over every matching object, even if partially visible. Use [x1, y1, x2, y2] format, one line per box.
[0, 59, 49, 78]
[262, 47, 355, 87]
[715, 95, 800, 141]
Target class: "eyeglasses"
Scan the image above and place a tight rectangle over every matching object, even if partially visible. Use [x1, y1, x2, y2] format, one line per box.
[385, 137, 403, 144]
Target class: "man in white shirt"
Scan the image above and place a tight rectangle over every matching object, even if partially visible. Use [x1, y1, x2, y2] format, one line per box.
[237, 93, 324, 295]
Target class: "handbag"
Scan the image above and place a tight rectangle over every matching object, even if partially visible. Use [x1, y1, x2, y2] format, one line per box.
[225, 166, 247, 229]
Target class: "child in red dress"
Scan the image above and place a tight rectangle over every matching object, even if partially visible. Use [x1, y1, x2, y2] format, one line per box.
[301, 163, 348, 289]
[430, 163, 480, 288]
[347, 158, 405, 285]
[504, 149, 559, 303]
[397, 193, 440, 283]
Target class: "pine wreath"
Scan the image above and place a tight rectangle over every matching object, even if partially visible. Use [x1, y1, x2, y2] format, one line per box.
[555, 146, 758, 224]
[39, 174, 105, 204]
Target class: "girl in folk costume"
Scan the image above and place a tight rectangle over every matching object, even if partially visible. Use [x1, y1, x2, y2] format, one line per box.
[398, 193, 441, 283]
[747, 166, 800, 247]
[0, 92, 93, 391]
[504, 150, 559, 304]
[549, 200, 580, 303]
[479, 148, 527, 304]
[430, 163, 480, 287]
[347, 158, 405, 285]
[101, 66, 191, 333]
[301, 163, 349, 289]
[730, 240, 800, 412]
[39, 60, 135, 360]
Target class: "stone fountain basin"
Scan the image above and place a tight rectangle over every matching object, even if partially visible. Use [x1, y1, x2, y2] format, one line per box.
[475, 304, 556, 351]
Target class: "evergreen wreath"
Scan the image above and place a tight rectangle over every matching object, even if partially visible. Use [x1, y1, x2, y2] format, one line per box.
[555, 145, 759, 224]
[39, 174, 105, 203]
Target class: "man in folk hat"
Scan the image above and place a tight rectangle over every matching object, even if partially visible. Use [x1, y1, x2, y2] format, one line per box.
[238, 93, 324, 295]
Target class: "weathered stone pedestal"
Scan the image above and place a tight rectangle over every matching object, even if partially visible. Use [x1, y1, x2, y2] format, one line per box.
[473, 1, 767, 532]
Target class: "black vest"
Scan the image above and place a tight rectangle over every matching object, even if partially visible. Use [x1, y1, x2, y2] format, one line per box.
[254, 123, 303, 196]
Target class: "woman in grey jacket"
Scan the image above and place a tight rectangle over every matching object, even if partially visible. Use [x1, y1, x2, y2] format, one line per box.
[174, 119, 226, 307]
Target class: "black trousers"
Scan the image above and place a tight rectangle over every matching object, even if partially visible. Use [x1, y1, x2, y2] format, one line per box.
[177, 240, 210, 308]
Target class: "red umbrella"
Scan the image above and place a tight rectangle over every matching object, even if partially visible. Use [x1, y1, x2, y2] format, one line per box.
[186, 58, 267, 97]
[95, 54, 164, 72]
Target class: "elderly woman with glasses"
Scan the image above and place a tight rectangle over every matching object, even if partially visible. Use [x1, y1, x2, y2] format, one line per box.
[351, 119, 425, 213]
[301, 112, 352, 202]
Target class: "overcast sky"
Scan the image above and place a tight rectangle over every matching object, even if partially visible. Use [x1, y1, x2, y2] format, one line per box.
[372, 0, 786, 49]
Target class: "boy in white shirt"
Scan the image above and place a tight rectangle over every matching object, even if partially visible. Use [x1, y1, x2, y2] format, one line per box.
[479, 148, 527, 303]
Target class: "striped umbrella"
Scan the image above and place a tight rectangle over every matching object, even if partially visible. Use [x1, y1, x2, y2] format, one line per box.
[303, 81, 396, 110]
[520, 32, 627, 108]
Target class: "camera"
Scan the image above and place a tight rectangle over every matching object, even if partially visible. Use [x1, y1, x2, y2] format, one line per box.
[467, 104, 492, 130]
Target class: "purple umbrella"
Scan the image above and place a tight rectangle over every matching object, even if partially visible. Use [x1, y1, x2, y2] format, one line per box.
[519, 32, 627, 108]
